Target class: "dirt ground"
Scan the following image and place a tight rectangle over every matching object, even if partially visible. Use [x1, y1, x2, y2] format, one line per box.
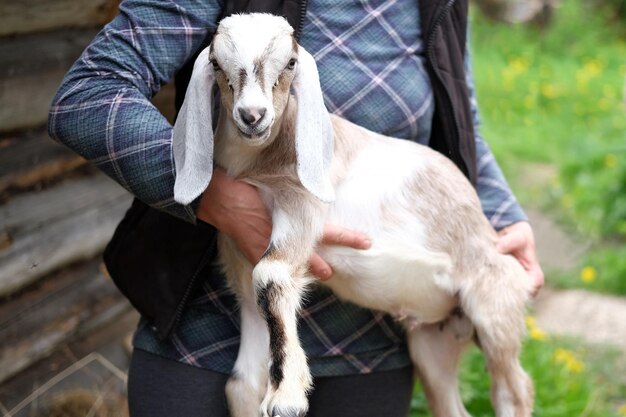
[527, 208, 626, 352]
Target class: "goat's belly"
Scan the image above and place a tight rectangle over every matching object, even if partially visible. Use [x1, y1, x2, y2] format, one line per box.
[321, 135, 460, 323]
[319, 245, 457, 325]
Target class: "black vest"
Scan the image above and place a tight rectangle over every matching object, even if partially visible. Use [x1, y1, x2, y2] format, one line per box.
[104, 0, 477, 339]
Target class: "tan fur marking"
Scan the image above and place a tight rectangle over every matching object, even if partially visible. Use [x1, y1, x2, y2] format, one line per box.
[253, 59, 265, 91]
[238, 68, 247, 91]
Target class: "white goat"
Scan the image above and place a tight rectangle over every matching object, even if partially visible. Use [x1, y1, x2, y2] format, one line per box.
[173, 13, 534, 417]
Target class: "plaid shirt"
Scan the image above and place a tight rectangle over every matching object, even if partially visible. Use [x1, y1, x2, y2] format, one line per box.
[49, 0, 527, 376]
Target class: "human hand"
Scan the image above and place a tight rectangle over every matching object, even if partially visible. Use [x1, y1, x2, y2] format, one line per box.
[310, 225, 371, 281]
[196, 169, 371, 280]
[196, 168, 272, 265]
[496, 221, 545, 297]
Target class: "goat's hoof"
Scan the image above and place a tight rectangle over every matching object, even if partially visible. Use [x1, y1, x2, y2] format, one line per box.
[259, 386, 308, 417]
[271, 406, 306, 417]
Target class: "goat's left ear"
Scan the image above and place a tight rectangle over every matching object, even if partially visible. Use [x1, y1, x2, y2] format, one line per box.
[292, 47, 335, 203]
[172, 47, 216, 205]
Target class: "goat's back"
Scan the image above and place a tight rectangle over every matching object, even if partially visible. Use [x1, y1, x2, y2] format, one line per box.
[327, 115, 496, 260]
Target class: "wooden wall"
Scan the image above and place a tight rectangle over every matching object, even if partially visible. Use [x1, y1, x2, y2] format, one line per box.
[0, 0, 174, 384]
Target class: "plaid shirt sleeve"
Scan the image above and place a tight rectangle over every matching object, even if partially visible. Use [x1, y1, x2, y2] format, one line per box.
[48, 0, 224, 222]
[465, 47, 528, 230]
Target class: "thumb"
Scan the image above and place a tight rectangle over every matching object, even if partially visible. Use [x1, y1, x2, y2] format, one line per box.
[497, 231, 524, 254]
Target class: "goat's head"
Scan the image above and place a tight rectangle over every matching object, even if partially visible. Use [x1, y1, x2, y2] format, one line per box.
[211, 14, 295, 142]
[173, 14, 334, 206]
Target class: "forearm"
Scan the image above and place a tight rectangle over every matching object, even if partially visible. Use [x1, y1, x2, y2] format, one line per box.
[48, 0, 223, 222]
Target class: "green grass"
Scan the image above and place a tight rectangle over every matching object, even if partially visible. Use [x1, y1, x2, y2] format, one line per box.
[470, 0, 626, 295]
[472, 1, 626, 168]
[410, 324, 626, 416]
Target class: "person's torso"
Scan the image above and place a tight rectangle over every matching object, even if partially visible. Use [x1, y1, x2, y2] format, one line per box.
[299, 0, 434, 143]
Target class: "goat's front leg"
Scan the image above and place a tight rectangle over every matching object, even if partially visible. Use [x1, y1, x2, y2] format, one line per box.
[221, 237, 270, 417]
[254, 256, 313, 417]
[227, 298, 271, 416]
[255, 205, 321, 417]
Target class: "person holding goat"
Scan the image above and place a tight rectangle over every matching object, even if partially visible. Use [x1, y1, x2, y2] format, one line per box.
[49, 1, 544, 416]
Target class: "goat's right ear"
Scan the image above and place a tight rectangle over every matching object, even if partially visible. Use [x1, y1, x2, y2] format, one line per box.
[173, 47, 215, 205]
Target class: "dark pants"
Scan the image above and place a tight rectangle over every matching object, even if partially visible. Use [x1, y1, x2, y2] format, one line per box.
[128, 348, 414, 417]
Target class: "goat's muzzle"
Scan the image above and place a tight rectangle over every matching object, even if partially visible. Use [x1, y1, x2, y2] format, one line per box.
[239, 106, 267, 127]
[234, 105, 273, 141]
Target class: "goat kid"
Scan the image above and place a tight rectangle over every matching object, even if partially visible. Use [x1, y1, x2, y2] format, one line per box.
[173, 14, 534, 417]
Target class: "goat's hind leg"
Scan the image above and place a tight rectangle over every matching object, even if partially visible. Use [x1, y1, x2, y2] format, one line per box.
[407, 312, 474, 417]
[462, 264, 534, 417]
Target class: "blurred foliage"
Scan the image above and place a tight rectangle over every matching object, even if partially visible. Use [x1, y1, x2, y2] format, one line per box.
[597, 0, 626, 25]
[471, 0, 626, 294]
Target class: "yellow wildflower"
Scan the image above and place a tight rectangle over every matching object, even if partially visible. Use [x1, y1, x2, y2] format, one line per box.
[554, 348, 572, 362]
[529, 327, 548, 341]
[567, 358, 585, 373]
[618, 404, 626, 416]
[583, 59, 604, 77]
[605, 153, 617, 168]
[553, 348, 585, 373]
[526, 316, 548, 341]
[541, 84, 558, 99]
[580, 266, 597, 284]
[576, 59, 604, 92]
[509, 57, 530, 74]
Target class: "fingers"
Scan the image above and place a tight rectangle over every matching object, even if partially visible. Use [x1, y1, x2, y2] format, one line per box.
[309, 253, 333, 281]
[311, 225, 370, 281]
[321, 224, 371, 249]
[529, 264, 545, 297]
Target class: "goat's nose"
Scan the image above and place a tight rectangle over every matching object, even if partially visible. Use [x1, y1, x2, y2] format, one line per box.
[239, 107, 267, 126]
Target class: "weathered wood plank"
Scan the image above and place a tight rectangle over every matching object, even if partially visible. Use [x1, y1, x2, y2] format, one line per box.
[0, 175, 132, 296]
[0, 70, 68, 132]
[0, 30, 98, 78]
[0, 131, 86, 198]
[0, 0, 121, 37]
[0, 258, 133, 384]
[0, 28, 176, 131]
[0, 27, 177, 131]
[0, 30, 97, 132]
[1, 72, 176, 132]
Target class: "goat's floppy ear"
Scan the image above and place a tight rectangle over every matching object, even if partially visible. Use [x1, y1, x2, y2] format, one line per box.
[292, 47, 335, 203]
[173, 47, 215, 205]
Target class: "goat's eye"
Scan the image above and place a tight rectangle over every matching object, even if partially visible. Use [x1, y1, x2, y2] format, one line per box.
[286, 58, 297, 70]
[211, 60, 221, 71]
